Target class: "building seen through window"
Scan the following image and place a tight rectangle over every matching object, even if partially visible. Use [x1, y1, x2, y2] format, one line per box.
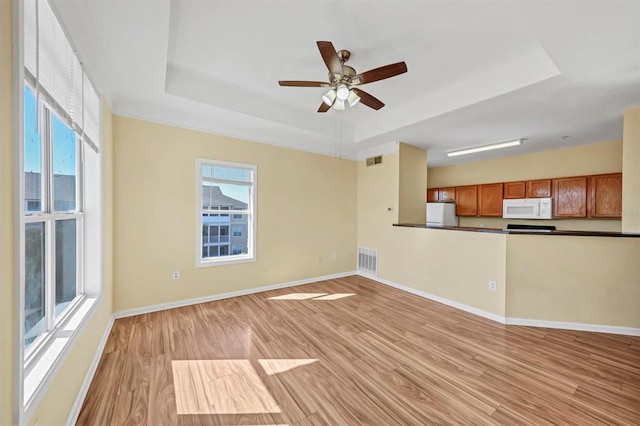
[201, 185, 248, 258]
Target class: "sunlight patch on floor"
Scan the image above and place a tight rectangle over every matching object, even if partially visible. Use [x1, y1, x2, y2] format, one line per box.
[258, 359, 318, 375]
[172, 360, 281, 415]
[312, 293, 355, 300]
[266, 293, 356, 300]
[267, 293, 328, 300]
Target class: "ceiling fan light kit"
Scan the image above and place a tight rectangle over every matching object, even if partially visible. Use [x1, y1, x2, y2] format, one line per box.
[347, 90, 360, 107]
[278, 41, 407, 112]
[446, 139, 523, 157]
[336, 84, 350, 101]
[322, 89, 336, 106]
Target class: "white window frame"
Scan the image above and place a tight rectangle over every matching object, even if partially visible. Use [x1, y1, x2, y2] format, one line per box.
[22, 84, 85, 348]
[15, 1, 103, 421]
[20, 82, 97, 415]
[196, 158, 256, 267]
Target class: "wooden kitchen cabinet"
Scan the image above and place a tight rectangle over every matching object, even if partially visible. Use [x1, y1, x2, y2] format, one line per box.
[438, 187, 456, 202]
[478, 183, 504, 216]
[553, 176, 587, 217]
[504, 181, 525, 199]
[527, 179, 552, 198]
[427, 187, 456, 202]
[455, 185, 478, 216]
[588, 173, 622, 218]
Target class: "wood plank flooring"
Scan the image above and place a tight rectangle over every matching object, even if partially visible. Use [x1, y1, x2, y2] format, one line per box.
[77, 276, 640, 425]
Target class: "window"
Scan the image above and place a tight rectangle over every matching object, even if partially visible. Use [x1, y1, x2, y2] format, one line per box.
[22, 0, 102, 414]
[197, 159, 255, 266]
[24, 87, 84, 348]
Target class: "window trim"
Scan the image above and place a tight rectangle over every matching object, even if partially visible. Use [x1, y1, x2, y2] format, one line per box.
[195, 158, 256, 267]
[15, 2, 103, 420]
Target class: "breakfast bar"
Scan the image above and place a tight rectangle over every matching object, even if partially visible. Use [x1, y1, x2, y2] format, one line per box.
[380, 224, 640, 334]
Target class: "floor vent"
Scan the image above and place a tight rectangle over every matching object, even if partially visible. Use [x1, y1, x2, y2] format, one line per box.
[358, 247, 378, 276]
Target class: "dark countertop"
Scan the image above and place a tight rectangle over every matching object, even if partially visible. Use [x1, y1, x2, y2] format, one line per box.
[393, 223, 640, 238]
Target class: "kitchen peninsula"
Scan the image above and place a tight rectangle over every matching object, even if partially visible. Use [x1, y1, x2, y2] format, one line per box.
[386, 223, 640, 335]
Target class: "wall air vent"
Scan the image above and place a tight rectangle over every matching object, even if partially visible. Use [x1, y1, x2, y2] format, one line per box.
[357, 247, 378, 276]
[366, 155, 383, 167]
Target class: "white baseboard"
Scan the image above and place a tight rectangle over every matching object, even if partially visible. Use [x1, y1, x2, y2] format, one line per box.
[114, 271, 358, 319]
[357, 273, 640, 336]
[65, 314, 115, 426]
[505, 317, 640, 336]
[359, 273, 506, 324]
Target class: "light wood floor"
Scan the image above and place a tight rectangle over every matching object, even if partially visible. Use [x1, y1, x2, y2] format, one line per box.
[77, 276, 640, 425]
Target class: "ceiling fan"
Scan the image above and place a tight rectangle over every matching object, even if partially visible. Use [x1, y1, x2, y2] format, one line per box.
[278, 41, 408, 113]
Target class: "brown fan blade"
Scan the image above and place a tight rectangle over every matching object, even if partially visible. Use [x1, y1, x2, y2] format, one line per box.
[352, 88, 385, 110]
[353, 62, 407, 85]
[279, 80, 330, 87]
[317, 102, 331, 113]
[317, 41, 342, 76]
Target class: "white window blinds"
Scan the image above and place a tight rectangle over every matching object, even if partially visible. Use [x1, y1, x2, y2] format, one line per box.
[24, 0, 101, 149]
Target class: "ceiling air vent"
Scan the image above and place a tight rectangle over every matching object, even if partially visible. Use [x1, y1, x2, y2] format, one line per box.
[366, 155, 383, 167]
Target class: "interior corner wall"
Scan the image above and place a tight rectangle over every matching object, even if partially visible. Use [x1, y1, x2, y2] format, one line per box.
[1, 0, 15, 423]
[25, 102, 115, 426]
[622, 106, 640, 232]
[112, 116, 358, 312]
[398, 142, 427, 224]
[357, 153, 507, 318]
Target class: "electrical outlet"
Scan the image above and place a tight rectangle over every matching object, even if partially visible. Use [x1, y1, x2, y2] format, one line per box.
[489, 280, 497, 291]
[172, 270, 180, 280]
[332, 252, 337, 261]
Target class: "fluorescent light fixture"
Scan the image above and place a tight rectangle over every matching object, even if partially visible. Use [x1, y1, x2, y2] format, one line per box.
[322, 89, 336, 106]
[446, 139, 522, 157]
[333, 99, 345, 110]
[336, 84, 350, 101]
[347, 90, 360, 107]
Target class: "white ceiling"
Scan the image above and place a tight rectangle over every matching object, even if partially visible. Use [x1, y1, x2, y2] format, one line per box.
[52, 0, 640, 166]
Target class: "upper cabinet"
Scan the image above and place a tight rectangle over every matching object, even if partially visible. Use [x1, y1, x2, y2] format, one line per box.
[588, 173, 622, 218]
[427, 187, 456, 202]
[439, 187, 456, 202]
[526, 179, 552, 198]
[429, 172, 621, 220]
[478, 183, 504, 217]
[426, 188, 438, 202]
[504, 181, 525, 199]
[455, 185, 478, 216]
[553, 176, 587, 217]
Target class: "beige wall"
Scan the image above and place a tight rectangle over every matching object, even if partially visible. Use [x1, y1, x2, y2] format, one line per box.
[26, 103, 115, 425]
[506, 235, 640, 327]
[428, 140, 623, 231]
[622, 107, 640, 232]
[357, 155, 507, 317]
[428, 139, 622, 187]
[1, 0, 15, 423]
[113, 116, 357, 312]
[398, 143, 427, 224]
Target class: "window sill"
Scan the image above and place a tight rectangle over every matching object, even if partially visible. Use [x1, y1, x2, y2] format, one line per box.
[196, 255, 256, 268]
[23, 296, 99, 418]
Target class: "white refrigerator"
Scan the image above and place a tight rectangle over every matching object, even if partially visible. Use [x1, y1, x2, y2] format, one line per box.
[426, 202, 458, 227]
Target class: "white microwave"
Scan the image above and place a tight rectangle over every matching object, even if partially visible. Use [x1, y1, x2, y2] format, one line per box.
[503, 198, 553, 219]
